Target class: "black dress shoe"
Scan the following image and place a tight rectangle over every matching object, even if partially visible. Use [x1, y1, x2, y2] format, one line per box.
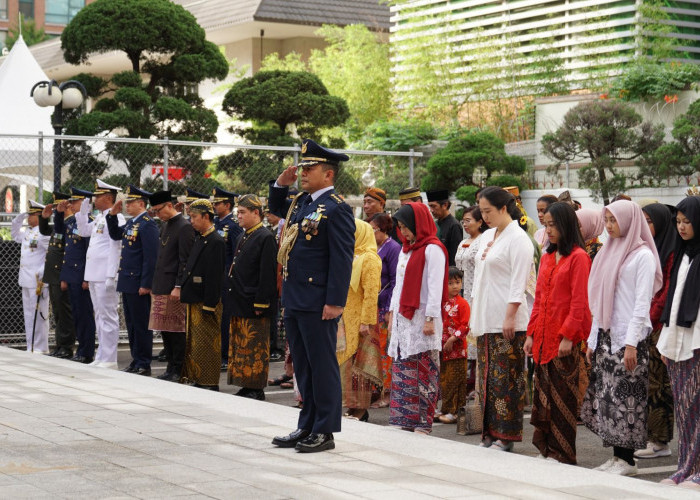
[156, 349, 167, 362]
[55, 348, 73, 359]
[295, 433, 335, 453]
[156, 371, 172, 380]
[49, 348, 60, 357]
[121, 365, 137, 373]
[136, 367, 151, 376]
[71, 355, 93, 364]
[82, 357, 94, 364]
[272, 429, 310, 448]
[236, 388, 265, 401]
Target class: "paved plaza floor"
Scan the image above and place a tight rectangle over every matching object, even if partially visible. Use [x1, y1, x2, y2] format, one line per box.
[0, 346, 694, 499]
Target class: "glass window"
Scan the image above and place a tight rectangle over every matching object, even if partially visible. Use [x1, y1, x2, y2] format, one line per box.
[0, 0, 7, 20]
[46, 0, 85, 25]
[19, 0, 34, 19]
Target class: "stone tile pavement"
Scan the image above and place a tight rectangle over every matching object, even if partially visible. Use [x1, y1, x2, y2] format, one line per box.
[0, 346, 693, 499]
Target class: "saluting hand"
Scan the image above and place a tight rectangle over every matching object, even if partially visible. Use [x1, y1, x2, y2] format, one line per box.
[42, 204, 53, 219]
[110, 200, 123, 216]
[56, 201, 68, 213]
[276, 166, 298, 187]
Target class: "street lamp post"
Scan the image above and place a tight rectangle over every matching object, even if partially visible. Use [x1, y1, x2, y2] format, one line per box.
[30, 80, 87, 192]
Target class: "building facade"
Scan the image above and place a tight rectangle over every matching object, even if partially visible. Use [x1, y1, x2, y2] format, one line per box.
[0, 0, 95, 50]
[390, 0, 700, 103]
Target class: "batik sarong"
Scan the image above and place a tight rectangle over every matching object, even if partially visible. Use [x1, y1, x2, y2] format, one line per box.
[342, 326, 383, 409]
[228, 316, 270, 390]
[389, 349, 440, 432]
[378, 309, 392, 393]
[440, 357, 468, 415]
[647, 326, 674, 444]
[531, 346, 581, 464]
[149, 294, 186, 332]
[581, 329, 649, 450]
[666, 349, 700, 485]
[181, 302, 222, 386]
[477, 332, 526, 442]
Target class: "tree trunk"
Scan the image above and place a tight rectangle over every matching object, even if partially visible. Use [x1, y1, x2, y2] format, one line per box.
[596, 161, 610, 206]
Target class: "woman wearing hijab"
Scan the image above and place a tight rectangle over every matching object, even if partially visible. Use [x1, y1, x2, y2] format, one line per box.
[582, 200, 662, 476]
[576, 208, 605, 262]
[471, 187, 534, 451]
[657, 196, 700, 489]
[387, 202, 448, 434]
[636, 203, 677, 460]
[337, 219, 382, 422]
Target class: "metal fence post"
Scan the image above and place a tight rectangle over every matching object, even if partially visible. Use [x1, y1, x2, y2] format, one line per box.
[409, 148, 415, 187]
[163, 136, 169, 190]
[37, 132, 44, 202]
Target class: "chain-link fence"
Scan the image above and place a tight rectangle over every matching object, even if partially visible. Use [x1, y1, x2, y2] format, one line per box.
[0, 133, 424, 346]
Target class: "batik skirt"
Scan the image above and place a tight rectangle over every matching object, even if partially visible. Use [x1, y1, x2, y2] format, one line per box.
[647, 326, 674, 444]
[341, 324, 383, 409]
[477, 332, 526, 442]
[531, 347, 581, 464]
[389, 349, 440, 432]
[666, 349, 700, 485]
[181, 303, 222, 387]
[581, 329, 649, 450]
[149, 294, 186, 332]
[228, 316, 270, 390]
[378, 308, 392, 393]
[440, 357, 468, 415]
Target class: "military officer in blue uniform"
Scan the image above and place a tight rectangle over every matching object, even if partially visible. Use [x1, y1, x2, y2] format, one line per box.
[212, 187, 243, 371]
[57, 188, 96, 363]
[38, 192, 76, 358]
[106, 185, 160, 375]
[269, 139, 355, 453]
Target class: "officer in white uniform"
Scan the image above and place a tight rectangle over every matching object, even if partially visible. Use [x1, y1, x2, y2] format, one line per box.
[11, 200, 51, 353]
[76, 179, 125, 368]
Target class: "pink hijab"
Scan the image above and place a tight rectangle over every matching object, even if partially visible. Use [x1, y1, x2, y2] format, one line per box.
[588, 200, 662, 330]
[576, 208, 605, 242]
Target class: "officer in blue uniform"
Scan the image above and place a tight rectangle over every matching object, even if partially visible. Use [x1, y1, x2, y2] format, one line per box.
[106, 186, 160, 375]
[58, 188, 96, 363]
[212, 187, 243, 371]
[269, 139, 355, 453]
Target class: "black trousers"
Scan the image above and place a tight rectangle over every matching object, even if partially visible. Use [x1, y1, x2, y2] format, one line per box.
[48, 283, 75, 349]
[122, 292, 152, 369]
[284, 309, 342, 434]
[162, 331, 186, 376]
[67, 283, 95, 358]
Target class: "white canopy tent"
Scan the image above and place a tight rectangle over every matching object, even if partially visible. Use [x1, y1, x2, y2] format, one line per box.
[0, 35, 55, 209]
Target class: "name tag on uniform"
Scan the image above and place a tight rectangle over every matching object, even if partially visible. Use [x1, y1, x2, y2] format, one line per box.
[96, 223, 105, 234]
[29, 237, 38, 249]
[54, 234, 63, 241]
[193, 276, 202, 283]
[72, 227, 80, 235]
[217, 229, 228, 238]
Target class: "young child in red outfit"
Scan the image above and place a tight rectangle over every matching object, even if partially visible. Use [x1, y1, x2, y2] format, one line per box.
[438, 267, 471, 424]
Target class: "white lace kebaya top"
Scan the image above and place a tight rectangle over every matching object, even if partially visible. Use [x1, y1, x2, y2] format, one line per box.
[388, 244, 445, 360]
[470, 221, 533, 336]
[587, 247, 656, 353]
[657, 254, 700, 362]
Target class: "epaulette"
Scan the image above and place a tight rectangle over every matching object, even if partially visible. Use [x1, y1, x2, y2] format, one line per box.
[143, 215, 151, 221]
[330, 194, 344, 204]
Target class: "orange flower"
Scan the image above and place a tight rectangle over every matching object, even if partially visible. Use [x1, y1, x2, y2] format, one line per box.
[600, 93, 609, 99]
[664, 94, 678, 104]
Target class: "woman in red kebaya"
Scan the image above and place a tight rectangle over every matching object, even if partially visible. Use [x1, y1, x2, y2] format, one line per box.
[525, 202, 592, 464]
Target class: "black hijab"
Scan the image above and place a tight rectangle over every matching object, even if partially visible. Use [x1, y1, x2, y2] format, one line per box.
[393, 204, 416, 236]
[660, 196, 700, 328]
[642, 203, 676, 265]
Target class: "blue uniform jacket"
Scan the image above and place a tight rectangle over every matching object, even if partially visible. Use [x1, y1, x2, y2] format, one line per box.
[106, 212, 159, 294]
[268, 182, 355, 312]
[214, 213, 243, 272]
[57, 212, 91, 284]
